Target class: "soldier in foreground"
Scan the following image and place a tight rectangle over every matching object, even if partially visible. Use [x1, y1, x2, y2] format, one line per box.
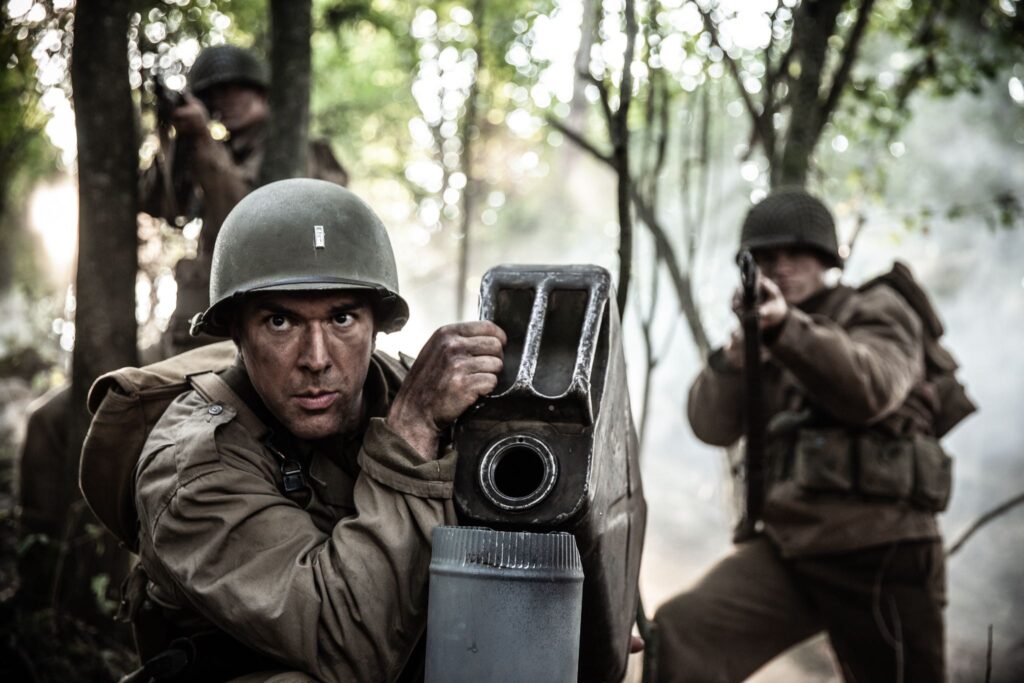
[654, 188, 974, 682]
[111, 178, 505, 681]
[17, 45, 346, 611]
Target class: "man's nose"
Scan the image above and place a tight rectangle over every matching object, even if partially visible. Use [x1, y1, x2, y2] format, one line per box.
[774, 252, 795, 273]
[299, 324, 332, 373]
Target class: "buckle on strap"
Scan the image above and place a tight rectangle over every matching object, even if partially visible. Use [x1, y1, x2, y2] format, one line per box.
[264, 437, 311, 500]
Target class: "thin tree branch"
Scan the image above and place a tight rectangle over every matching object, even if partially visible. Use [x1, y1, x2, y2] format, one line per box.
[698, 6, 774, 158]
[692, 82, 712, 262]
[812, 0, 877, 142]
[946, 490, 1024, 557]
[582, 71, 615, 132]
[843, 210, 867, 261]
[629, 184, 711, 356]
[612, 0, 638, 315]
[891, 2, 943, 111]
[546, 116, 613, 166]
[555, 69, 711, 354]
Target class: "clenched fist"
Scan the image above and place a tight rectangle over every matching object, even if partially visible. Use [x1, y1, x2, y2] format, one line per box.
[170, 92, 212, 139]
[387, 321, 507, 460]
[731, 275, 789, 330]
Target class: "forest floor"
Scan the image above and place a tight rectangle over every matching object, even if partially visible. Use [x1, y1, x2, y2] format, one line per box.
[0, 378, 136, 682]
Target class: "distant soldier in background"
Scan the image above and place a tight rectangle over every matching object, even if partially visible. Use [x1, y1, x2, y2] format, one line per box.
[17, 44, 347, 614]
[141, 44, 349, 351]
[654, 188, 975, 682]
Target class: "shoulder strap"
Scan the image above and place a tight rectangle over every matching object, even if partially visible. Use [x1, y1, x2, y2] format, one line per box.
[188, 371, 269, 440]
[815, 284, 857, 321]
[859, 261, 944, 338]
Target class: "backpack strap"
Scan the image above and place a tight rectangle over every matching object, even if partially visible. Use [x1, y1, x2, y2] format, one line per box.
[187, 371, 269, 440]
[859, 261, 944, 338]
[189, 370, 312, 503]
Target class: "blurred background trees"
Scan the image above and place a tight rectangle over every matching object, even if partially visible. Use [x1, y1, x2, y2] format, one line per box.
[0, 0, 1022, 680]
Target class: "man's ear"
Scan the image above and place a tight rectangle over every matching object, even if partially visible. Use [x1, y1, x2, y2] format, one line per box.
[229, 314, 246, 355]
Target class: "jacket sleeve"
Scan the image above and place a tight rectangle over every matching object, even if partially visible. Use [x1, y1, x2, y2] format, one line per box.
[686, 348, 745, 447]
[188, 136, 254, 235]
[138, 158, 176, 222]
[140, 417, 456, 683]
[768, 285, 924, 426]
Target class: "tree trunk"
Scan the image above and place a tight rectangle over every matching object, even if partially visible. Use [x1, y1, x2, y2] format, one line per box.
[66, 0, 138, 620]
[455, 0, 485, 320]
[776, 0, 844, 187]
[261, 0, 312, 185]
[569, 0, 599, 127]
[613, 0, 638, 317]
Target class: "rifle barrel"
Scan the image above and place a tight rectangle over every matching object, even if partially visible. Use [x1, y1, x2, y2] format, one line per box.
[737, 250, 765, 539]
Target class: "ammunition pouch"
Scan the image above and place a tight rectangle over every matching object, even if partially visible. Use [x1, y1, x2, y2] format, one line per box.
[773, 428, 952, 512]
[118, 564, 280, 682]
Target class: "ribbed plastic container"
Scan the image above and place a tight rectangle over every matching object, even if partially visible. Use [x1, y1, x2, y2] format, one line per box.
[425, 526, 584, 683]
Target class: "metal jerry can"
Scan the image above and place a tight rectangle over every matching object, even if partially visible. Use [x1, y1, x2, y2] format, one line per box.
[452, 264, 647, 683]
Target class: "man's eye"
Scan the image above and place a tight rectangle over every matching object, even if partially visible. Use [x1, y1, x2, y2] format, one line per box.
[333, 312, 353, 326]
[267, 315, 290, 330]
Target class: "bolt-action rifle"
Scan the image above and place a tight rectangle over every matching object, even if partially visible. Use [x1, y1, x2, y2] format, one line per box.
[147, 74, 194, 224]
[734, 249, 766, 543]
[152, 74, 185, 125]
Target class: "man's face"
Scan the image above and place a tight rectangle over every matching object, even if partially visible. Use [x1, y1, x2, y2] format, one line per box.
[205, 83, 268, 133]
[752, 246, 828, 305]
[236, 291, 376, 440]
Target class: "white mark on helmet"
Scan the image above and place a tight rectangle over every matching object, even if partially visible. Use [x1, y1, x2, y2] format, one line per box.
[314, 225, 326, 249]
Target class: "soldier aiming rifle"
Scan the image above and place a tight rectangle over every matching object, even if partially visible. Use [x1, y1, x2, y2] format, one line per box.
[654, 188, 975, 683]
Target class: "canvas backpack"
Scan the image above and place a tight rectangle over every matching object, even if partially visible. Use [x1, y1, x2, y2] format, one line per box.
[858, 260, 977, 437]
[79, 341, 239, 552]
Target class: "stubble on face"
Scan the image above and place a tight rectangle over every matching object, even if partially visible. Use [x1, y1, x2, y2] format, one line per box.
[235, 291, 376, 441]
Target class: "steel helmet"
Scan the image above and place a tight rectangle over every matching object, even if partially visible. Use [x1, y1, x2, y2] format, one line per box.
[739, 187, 842, 268]
[188, 45, 269, 98]
[190, 179, 410, 337]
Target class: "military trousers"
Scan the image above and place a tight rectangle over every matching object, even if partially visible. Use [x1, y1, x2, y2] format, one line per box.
[653, 536, 946, 683]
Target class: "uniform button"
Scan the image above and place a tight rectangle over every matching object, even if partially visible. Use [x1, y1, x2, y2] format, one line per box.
[208, 404, 224, 415]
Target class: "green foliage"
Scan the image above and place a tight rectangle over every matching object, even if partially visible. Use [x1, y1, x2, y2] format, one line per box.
[311, 0, 419, 181]
[0, 8, 63, 293]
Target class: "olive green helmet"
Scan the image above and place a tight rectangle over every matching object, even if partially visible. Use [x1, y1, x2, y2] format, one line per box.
[190, 179, 410, 337]
[188, 45, 269, 98]
[739, 187, 842, 268]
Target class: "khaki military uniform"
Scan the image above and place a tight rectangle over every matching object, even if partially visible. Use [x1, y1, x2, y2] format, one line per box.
[15, 126, 349, 609]
[656, 283, 948, 682]
[133, 354, 455, 682]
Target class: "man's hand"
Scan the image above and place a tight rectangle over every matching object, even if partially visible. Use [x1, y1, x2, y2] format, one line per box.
[731, 275, 789, 330]
[387, 321, 507, 460]
[170, 93, 212, 140]
[722, 328, 745, 369]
